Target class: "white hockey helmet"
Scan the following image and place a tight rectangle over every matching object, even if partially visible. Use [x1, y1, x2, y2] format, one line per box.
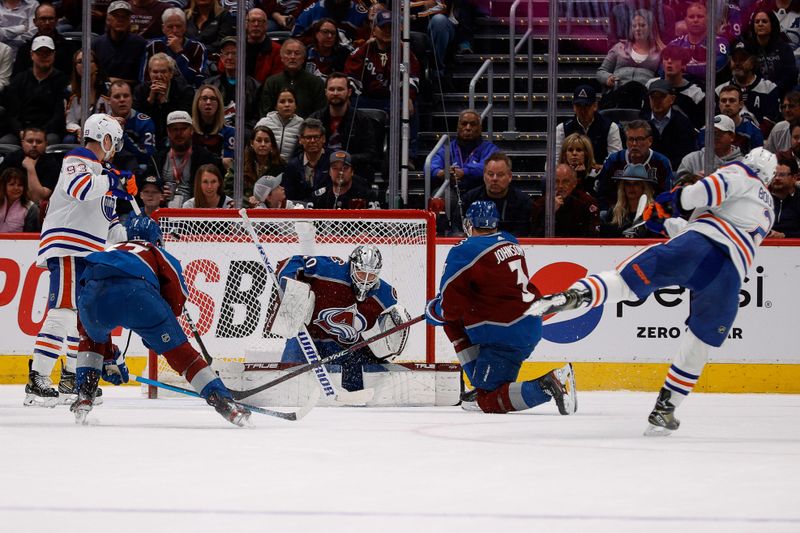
[83, 113, 124, 161]
[349, 245, 382, 301]
[742, 147, 778, 185]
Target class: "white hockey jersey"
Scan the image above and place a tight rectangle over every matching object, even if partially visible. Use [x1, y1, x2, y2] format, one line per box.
[673, 161, 775, 281]
[37, 147, 121, 267]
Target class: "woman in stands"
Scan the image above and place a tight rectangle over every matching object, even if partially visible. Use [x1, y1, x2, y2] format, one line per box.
[182, 164, 234, 208]
[63, 50, 111, 143]
[558, 133, 602, 194]
[224, 124, 287, 206]
[184, 0, 235, 53]
[599, 163, 659, 238]
[305, 18, 350, 81]
[192, 84, 235, 168]
[0, 168, 40, 233]
[743, 7, 798, 97]
[257, 87, 304, 160]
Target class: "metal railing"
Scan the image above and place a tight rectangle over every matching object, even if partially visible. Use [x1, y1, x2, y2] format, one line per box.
[423, 134, 451, 217]
[508, 0, 534, 133]
[468, 60, 494, 138]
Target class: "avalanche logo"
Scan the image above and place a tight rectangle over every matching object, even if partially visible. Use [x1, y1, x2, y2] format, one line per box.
[314, 304, 368, 344]
[530, 261, 603, 344]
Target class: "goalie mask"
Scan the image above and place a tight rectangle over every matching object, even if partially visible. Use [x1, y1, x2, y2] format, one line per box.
[349, 245, 382, 301]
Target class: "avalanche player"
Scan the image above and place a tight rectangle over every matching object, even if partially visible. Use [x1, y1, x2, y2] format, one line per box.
[532, 148, 778, 435]
[25, 114, 134, 407]
[425, 201, 577, 415]
[272, 245, 411, 392]
[71, 215, 250, 426]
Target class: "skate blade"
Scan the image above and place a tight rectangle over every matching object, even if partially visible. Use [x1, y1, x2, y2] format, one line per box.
[555, 364, 578, 415]
[644, 424, 674, 437]
[23, 394, 60, 408]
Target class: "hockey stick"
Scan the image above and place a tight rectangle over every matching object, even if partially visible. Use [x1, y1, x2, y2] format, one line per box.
[130, 374, 318, 421]
[181, 307, 213, 365]
[622, 194, 649, 237]
[230, 314, 425, 401]
[238, 208, 374, 404]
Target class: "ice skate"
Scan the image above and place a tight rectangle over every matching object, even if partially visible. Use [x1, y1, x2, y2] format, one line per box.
[58, 364, 103, 406]
[644, 388, 680, 436]
[529, 287, 590, 316]
[206, 392, 252, 427]
[23, 360, 60, 407]
[69, 369, 100, 425]
[460, 387, 481, 412]
[540, 363, 577, 415]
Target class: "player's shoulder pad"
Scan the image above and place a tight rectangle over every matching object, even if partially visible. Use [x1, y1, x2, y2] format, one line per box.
[304, 255, 348, 278]
[65, 146, 99, 161]
[369, 279, 398, 309]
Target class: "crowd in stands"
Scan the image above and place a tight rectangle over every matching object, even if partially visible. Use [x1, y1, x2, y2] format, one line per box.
[0, 0, 798, 240]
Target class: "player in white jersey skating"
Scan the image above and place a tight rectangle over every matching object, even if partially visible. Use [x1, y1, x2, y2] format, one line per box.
[25, 114, 133, 407]
[531, 148, 777, 435]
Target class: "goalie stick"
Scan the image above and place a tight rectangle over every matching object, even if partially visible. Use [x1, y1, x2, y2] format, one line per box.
[230, 314, 425, 400]
[238, 208, 374, 405]
[131, 374, 319, 421]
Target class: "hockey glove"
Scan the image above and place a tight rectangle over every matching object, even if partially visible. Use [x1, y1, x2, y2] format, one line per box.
[104, 165, 137, 200]
[101, 346, 129, 386]
[425, 295, 446, 327]
[642, 201, 669, 235]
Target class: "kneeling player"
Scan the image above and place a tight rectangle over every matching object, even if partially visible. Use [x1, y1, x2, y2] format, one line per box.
[272, 244, 411, 392]
[425, 201, 577, 415]
[72, 215, 250, 426]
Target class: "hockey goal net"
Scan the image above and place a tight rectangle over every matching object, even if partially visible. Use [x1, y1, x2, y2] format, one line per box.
[147, 208, 458, 405]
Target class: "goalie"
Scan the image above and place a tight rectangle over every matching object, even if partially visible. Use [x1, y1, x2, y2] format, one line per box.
[271, 244, 411, 392]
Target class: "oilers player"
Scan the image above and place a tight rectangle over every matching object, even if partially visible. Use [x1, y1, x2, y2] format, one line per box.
[71, 215, 251, 426]
[425, 201, 577, 415]
[272, 245, 411, 392]
[25, 114, 135, 407]
[532, 148, 778, 435]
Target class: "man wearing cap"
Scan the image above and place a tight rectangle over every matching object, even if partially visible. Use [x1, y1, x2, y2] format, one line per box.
[12, 3, 76, 77]
[253, 174, 293, 209]
[600, 163, 661, 238]
[0, 0, 37, 58]
[642, 78, 697, 171]
[716, 40, 781, 133]
[2, 35, 68, 145]
[93, 1, 148, 84]
[645, 45, 705, 130]
[205, 36, 261, 130]
[141, 7, 207, 88]
[532, 163, 600, 238]
[555, 84, 621, 166]
[701, 85, 763, 153]
[135, 173, 165, 217]
[260, 38, 327, 119]
[311, 149, 376, 209]
[146, 110, 222, 206]
[676, 114, 743, 183]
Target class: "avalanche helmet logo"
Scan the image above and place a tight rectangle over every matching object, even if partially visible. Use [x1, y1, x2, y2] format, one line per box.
[530, 261, 603, 344]
[314, 304, 368, 344]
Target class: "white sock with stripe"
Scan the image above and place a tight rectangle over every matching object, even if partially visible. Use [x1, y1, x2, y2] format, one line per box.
[663, 329, 710, 407]
[570, 270, 636, 308]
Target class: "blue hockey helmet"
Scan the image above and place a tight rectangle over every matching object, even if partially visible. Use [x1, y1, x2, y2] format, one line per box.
[463, 201, 499, 235]
[125, 214, 163, 246]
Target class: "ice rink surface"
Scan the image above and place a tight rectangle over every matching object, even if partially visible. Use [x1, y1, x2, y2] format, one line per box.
[1, 385, 798, 533]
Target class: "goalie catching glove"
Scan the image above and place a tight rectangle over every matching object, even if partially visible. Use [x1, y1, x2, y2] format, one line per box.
[362, 304, 412, 361]
[269, 277, 316, 338]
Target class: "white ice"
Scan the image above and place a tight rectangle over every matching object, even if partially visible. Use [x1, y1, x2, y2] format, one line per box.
[1, 386, 798, 533]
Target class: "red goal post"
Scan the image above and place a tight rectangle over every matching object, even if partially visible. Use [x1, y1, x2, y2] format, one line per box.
[147, 208, 438, 398]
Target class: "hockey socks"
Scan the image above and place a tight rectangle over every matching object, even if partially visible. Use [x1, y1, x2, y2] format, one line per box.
[163, 343, 217, 396]
[476, 381, 552, 413]
[661, 329, 710, 407]
[571, 270, 637, 309]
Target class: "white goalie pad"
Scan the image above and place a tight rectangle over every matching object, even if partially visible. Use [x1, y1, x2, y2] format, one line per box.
[363, 304, 412, 361]
[269, 278, 315, 338]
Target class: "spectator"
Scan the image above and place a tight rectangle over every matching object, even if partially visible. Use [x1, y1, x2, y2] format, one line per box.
[458, 152, 531, 237]
[600, 163, 660, 238]
[204, 36, 260, 129]
[148, 110, 223, 207]
[135, 173, 164, 217]
[0, 41, 12, 90]
[0, 126, 60, 203]
[309, 72, 377, 181]
[558, 132, 602, 193]
[260, 38, 326, 118]
[92, 1, 148, 84]
[305, 18, 350, 82]
[755, 0, 800, 65]
[766, 91, 800, 152]
[667, 1, 729, 82]
[60, 0, 113, 34]
[608, 1, 676, 44]
[184, 0, 235, 52]
[717, 40, 781, 132]
[253, 173, 294, 208]
[64, 50, 112, 144]
[2, 36, 68, 145]
[191, 84, 234, 167]
[595, 119, 674, 209]
[642, 79, 697, 171]
[292, 0, 369, 46]
[430, 109, 499, 193]
[742, 8, 797, 97]
[776, 118, 800, 167]
[256, 87, 304, 160]
[0, 0, 37, 59]
[261, 0, 308, 32]
[644, 44, 706, 129]
[133, 52, 195, 150]
[311, 149, 375, 209]
[702, 84, 764, 153]
[767, 156, 800, 238]
[108, 80, 157, 170]
[227, 123, 287, 205]
[282, 117, 331, 204]
[0, 167, 39, 232]
[11, 3, 76, 77]
[244, 7, 283, 84]
[531, 163, 600, 237]
[141, 7, 207, 87]
[676, 114, 743, 182]
[182, 163, 233, 207]
[554, 84, 622, 165]
[408, 0, 456, 86]
[130, 0, 169, 39]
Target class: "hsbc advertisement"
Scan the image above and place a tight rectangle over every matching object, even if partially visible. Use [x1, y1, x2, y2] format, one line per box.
[1, 237, 798, 364]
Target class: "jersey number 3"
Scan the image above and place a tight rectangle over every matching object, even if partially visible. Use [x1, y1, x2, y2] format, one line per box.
[509, 259, 534, 303]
